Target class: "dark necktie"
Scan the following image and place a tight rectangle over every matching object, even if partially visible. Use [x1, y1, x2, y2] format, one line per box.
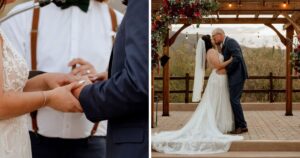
[54, 0, 90, 12]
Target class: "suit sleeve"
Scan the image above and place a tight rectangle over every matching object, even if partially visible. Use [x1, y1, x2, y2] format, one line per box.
[79, 0, 149, 122]
[225, 39, 242, 74]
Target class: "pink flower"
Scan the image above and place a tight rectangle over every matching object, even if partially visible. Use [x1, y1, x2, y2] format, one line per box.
[194, 11, 201, 17]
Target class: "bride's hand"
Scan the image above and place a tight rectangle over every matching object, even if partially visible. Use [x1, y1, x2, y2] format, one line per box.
[88, 72, 108, 83]
[45, 81, 84, 112]
[217, 69, 227, 75]
[72, 76, 92, 99]
[228, 56, 233, 62]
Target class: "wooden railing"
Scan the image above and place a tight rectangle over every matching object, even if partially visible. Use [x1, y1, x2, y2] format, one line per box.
[154, 72, 300, 103]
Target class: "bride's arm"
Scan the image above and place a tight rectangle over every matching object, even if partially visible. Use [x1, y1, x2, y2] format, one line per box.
[207, 49, 232, 70]
[0, 39, 82, 120]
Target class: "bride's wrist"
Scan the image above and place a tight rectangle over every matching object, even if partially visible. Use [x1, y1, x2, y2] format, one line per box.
[43, 90, 53, 106]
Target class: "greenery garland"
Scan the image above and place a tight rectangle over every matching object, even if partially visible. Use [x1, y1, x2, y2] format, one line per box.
[291, 34, 300, 73]
[151, 0, 219, 69]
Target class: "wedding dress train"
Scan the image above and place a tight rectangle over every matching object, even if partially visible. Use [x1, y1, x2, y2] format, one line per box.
[152, 53, 243, 154]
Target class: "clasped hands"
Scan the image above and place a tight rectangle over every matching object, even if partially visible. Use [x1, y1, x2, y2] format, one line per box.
[41, 58, 108, 113]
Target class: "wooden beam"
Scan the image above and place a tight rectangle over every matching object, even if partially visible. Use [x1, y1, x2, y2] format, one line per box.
[216, 0, 293, 2]
[236, 12, 239, 19]
[162, 24, 191, 117]
[286, 25, 293, 116]
[162, 31, 170, 117]
[217, 4, 298, 12]
[177, 18, 287, 24]
[264, 23, 287, 45]
[167, 24, 191, 47]
[255, 12, 259, 19]
[273, 12, 280, 19]
[282, 13, 300, 34]
[215, 11, 292, 15]
[152, 2, 300, 17]
[152, 0, 300, 12]
[151, 70, 154, 127]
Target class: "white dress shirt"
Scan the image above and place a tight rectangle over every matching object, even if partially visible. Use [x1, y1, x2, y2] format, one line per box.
[1, 0, 123, 138]
[221, 36, 227, 49]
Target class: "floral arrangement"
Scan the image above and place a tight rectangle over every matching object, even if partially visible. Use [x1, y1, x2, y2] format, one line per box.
[291, 34, 300, 73]
[151, 0, 219, 69]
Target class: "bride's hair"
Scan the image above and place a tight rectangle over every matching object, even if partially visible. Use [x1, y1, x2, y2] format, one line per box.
[122, 0, 128, 5]
[202, 35, 213, 52]
[0, 0, 5, 10]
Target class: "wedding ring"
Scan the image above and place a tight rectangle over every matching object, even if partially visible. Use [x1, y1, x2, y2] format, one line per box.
[86, 70, 91, 74]
[78, 80, 86, 85]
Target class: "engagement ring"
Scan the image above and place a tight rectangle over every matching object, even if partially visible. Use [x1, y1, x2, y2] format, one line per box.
[86, 70, 91, 74]
[78, 80, 86, 85]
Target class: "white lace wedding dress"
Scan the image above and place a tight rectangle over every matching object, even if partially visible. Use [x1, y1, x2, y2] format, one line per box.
[0, 29, 31, 158]
[152, 53, 243, 154]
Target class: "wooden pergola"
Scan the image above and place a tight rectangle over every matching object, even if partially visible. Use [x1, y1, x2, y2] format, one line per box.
[152, 0, 300, 126]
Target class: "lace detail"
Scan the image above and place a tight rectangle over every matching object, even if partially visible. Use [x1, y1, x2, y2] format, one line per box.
[0, 28, 31, 158]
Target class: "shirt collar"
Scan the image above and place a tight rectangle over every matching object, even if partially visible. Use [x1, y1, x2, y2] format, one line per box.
[222, 36, 227, 48]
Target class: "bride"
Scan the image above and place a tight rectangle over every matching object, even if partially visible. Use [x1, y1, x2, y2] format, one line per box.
[152, 35, 243, 154]
[0, 1, 85, 158]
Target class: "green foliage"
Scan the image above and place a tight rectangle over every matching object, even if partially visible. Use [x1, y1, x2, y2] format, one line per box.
[152, 0, 219, 68]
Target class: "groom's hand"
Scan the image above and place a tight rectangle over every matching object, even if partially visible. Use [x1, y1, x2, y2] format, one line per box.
[68, 58, 97, 76]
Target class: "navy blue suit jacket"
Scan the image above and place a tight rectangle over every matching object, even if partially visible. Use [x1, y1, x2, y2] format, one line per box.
[79, 0, 149, 158]
[222, 37, 248, 86]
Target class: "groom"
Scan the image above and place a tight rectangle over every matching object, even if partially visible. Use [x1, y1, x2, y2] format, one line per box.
[212, 28, 248, 134]
[72, 0, 149, 158]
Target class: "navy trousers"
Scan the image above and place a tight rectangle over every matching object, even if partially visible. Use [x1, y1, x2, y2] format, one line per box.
[29, 132, 106, 158]
[229, 82, 247, 129]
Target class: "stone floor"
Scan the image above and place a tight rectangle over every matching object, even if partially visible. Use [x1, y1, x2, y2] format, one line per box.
[152, 111, 300, 140]
[151, 110, 300, 158]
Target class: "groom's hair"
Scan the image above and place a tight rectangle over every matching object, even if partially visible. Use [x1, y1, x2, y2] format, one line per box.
[212, 28, 225, 36]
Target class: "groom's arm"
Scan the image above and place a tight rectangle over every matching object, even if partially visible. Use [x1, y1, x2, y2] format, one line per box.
[77, 0, 148, 122]
[225, 39, 243, 74]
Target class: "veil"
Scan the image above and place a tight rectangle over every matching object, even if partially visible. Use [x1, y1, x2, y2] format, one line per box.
[192, 38, 206, 102]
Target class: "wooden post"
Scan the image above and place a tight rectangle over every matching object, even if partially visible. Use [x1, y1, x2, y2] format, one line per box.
[162, 32, 170, 116]
[286, 26, 293, 116]
[185, 73, 190, 103]
[151, 70, 154, 128]
[269, 72, 274, 103]
[161, 25, 190, 116]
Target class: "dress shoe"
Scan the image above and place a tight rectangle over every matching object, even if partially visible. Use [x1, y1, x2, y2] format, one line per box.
[241, 127, 248, 133]
[230, 127, 248, 134]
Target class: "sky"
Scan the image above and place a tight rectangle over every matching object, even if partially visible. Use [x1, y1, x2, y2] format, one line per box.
[171, 24, 296, 48]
